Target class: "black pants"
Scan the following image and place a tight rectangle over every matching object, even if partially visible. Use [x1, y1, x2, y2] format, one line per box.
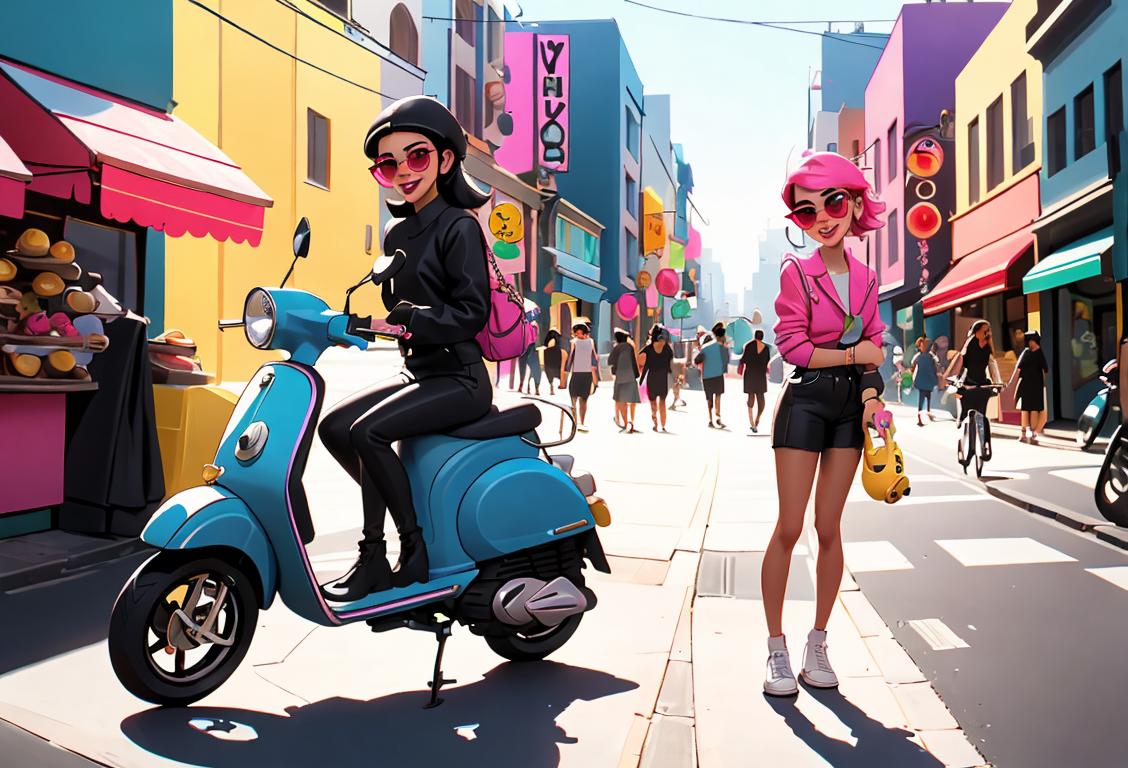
[917, 389, 932, 412]
[318, 363, 493, 540]
[957, 387, 990, 426]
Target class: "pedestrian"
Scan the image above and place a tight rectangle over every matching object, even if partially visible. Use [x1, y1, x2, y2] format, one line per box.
[1009, 330, 1049, 443]
[610, 328, 641, 432]
[518, 319, 542, 396]
[910, 335, 940, 426]
[944, 320, 1002, 426]
[738, 329, 771, 433]
[695, 322, 731, 428]
[764, 150, 888, 697]
[564, 322, 599, 432]
[542, 328, 566, 396]
[670, 353, 687, 410]
[638, 324, 674, 431]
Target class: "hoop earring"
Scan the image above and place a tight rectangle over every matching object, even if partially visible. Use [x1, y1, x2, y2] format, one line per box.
[785, 226, 807, 250]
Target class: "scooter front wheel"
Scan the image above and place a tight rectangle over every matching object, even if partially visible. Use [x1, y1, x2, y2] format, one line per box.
[108, 553, 259, 706]
[484, 614, 583, 662]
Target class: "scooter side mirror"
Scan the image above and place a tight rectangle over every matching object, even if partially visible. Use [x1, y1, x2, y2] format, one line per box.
[293, 217, 311, 259]
[372, 249, 406, 286]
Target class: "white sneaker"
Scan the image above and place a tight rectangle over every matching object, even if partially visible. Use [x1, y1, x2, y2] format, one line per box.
[800, 629, 839, 688]
[764, 636, 798, 696]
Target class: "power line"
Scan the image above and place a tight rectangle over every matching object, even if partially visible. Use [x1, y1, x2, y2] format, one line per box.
[186, 0, 395, 99]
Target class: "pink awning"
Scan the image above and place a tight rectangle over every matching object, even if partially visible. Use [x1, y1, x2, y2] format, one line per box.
[0, 133, 30, 218]
[0, 59, 272, 245]
[922, 229, 1034, 316]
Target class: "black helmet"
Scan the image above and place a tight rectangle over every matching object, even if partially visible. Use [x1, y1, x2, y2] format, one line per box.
[363, 96, 490, 215]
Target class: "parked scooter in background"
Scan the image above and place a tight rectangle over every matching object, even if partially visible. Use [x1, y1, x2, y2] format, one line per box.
[108, 219, 612, 708]
[1078, 358, 1120, 450]
[1097, 343, 1128, 526]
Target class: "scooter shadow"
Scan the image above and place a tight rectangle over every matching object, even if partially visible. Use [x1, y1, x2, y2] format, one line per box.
[121, 661, 638, 768]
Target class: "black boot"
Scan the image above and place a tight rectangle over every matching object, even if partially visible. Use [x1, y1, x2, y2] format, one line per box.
[391, 528, 429, 588]
[321, 538, 392, 602]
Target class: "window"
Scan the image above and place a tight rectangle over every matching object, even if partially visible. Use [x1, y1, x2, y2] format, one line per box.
[389, 4, 419, 65]
[1075, 84, 1096, 159]
[455, 0, 475, 44]
[625, 231, 638, 270]
[306, 109, 329, 188]
[874, 138, 882, 192]
[488, 7, 503, 63]
[1011, 73, 1034, 173]
[987, 95, 1004, 190]
[454, 68, 475, 133]
[625, 173, 637, 217]
[558, 219, 599, 265]
[625, 108, 640, 160]
[64, 218, 140, 312]
[317, 0, 349, 19]
[887, 120, 897, 181]
[1105, 62, 1123, 142]
[887, 209, 899, 265]
[1048, 107, 1067, 175]
[969, 117, 981, 205]
[875, 221, 883, 265]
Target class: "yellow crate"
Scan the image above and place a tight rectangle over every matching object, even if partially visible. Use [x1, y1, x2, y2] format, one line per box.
[153, 385, 238, 498]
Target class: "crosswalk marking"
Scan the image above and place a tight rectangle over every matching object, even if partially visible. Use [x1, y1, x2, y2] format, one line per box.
[843, 540, 914, 572]
[909, 618, 970, 650]
[1086, 567, 1128, 591]
[936, 538, 1077, 567]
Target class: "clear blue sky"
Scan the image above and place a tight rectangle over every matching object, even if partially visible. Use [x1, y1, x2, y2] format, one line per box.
[516, 0, 919, 301]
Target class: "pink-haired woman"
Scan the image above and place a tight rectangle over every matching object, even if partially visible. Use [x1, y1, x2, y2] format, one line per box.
[762, 151, 888, 696]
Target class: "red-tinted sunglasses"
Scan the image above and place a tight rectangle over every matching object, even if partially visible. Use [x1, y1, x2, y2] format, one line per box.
[786, 189, 852, 230]
[369, 147, 434, 188]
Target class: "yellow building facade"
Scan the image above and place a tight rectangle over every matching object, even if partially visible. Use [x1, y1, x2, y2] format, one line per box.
[954, 0, 1043, 216]
[167, 0, 386, 382]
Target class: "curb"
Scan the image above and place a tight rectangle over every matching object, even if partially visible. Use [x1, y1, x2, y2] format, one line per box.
[0, 538, 152, 593]
[982, 481, 1128, 551]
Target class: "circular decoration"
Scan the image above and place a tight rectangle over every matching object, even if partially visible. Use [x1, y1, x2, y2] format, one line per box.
[671, 299, 692, 319]
[906, 202, 942, 240]
[655, 268, 679, 297]
[906, 136, 944, 178]
[616, 293, 639, 320]
[686, 227, 702, 260]
[915, 179, 936, 201]
[492, 240, 521, 260]
[636, 270, 652, 289]
[488, 202, 524, 243]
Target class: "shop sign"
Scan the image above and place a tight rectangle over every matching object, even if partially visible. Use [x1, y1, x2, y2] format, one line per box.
[903, 129, 955, 297]
[475, 192, 526, 275]
[495, 33, 570, 175]
[497, 33, 536, 175]
[536, 35, 569, 172]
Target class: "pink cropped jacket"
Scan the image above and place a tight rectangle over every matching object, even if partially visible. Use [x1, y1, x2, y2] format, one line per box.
[772, 247, 885, 368]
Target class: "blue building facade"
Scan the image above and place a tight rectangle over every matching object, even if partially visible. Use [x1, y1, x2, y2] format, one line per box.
[1025, 0, 1126, 418]
[821, 31, 890, 112]
[534, 20, 644, 351]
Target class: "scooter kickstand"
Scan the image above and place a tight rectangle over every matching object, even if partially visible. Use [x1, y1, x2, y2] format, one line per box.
[424, 620, 456, 709]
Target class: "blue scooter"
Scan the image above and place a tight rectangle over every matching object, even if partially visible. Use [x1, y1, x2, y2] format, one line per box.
[108, 219, 611, 707]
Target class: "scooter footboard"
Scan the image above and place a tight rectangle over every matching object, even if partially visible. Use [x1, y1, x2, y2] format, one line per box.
[457, 458, 595, 561]
[141, 485, 278, 608]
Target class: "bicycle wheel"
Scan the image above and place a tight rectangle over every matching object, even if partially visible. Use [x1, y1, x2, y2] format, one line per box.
[958, 418, 974, 473]
[974, 453, 985, 478]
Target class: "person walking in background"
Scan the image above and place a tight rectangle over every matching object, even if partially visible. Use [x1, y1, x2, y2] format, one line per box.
[1009, 330, 1049, 443]
[542, 328, 566, 396]
[910, 335, 940, 427]
[518, 319, 542, 396]
[670, 353, 687, 411]
[738, 329, 771, 433]
[565, 322, 599, 432]
[696, 322, 731, 428]
[639, 324, 674, 432]
[610, 328, 641, 432]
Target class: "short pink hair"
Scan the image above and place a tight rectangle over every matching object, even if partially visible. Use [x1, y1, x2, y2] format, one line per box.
[782, 151, 887, 236]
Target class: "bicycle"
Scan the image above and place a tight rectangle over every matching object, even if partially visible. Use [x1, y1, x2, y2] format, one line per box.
[948, 378, 1005, 478]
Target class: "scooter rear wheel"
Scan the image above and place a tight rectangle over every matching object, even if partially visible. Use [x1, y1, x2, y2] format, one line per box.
[484, 614, 583, 662]
[108, 553, 259, 706]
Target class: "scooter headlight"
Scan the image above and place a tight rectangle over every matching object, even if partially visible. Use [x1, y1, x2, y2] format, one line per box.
[244, 288, 276, 349]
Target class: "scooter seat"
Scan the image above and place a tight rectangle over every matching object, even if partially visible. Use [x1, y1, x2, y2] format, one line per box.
[446, 403, 542, 440]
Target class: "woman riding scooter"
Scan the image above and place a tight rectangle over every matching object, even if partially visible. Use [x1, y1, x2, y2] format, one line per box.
[319, 96, 493, 601]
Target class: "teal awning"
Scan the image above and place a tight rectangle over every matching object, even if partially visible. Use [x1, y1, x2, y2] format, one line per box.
[1023, 227, 1113, 294]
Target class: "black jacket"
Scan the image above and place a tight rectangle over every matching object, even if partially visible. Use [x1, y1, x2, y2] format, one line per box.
[382, 199, 490, 372]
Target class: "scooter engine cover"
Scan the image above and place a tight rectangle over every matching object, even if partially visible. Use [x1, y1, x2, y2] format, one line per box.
[457, 458, 594, 562]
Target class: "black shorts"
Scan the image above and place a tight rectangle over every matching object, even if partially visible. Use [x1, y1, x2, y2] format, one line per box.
[703, 376, 725, 398]
[772, 366, 864, 452]
[569, 371, 594, 399]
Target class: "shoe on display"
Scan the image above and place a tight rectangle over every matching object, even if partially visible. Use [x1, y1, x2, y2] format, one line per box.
[800, 629, 839, 688]
[764, 635, 798, 696]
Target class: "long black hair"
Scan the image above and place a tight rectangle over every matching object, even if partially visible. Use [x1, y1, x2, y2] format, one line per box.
[364, 96, 491, 216]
